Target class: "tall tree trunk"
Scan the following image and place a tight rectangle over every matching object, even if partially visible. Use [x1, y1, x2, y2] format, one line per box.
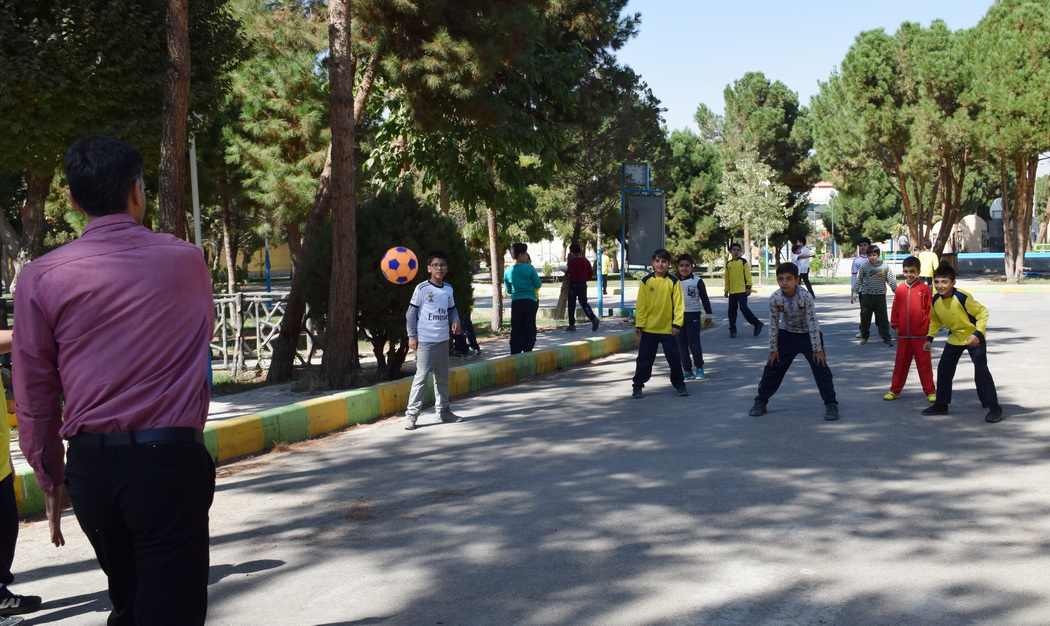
[742, 219, 751, 262]
[220, 178, 236, 294]
[1004, 154, 1038, 282]
[438, 180, 451, 215]
[320, 0, 358, 389]
[487, 206, 504, 332]
[158, 0, 190, 240]
[285, 220, 302, 277]
[267, 148, 332, 382]
[1037, 188, 1050, 244]
[13, 169, 50, 277]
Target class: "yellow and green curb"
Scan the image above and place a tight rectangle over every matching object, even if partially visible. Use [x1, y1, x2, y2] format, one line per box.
[14, 329, 639, 517]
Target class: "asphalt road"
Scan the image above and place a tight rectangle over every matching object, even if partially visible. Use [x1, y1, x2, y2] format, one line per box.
[11, 287, 1050, 625]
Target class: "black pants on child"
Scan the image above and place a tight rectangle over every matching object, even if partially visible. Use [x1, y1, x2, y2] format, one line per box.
[799, 272, 815, 297]
[755, 330, 837, 405]
[0, 473, 19, 587]
[677, 311, 705, 370]
[510, 298, 538, 354]
[727, 292, 760, 332]
[567, 281, 597, 328]
[633, 331, 684, 389]
[452, 317, 479, 354]
[859, 293, 891, 341]
[936, 341, 999, 408]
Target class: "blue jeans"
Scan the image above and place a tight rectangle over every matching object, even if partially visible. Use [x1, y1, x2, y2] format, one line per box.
[677, 311, 705, 370]
[633, 331, 684, 389]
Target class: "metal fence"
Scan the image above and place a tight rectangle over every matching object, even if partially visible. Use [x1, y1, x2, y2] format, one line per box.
[211, 294, 318, 373]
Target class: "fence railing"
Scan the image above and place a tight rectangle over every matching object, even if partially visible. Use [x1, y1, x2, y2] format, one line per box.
[211, 294, 318, 373]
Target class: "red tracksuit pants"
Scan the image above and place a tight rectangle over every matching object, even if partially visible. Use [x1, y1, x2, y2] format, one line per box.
[890, 337, 935, 395]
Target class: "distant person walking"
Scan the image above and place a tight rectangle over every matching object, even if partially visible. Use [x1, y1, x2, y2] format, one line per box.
[565, 243, 600, 332]
[918, 240, 938, 284]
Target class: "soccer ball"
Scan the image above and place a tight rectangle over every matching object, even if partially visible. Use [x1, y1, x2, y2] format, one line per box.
[380, 246, 418, 284]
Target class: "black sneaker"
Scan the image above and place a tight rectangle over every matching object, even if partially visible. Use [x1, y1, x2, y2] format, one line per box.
[729, 330, 737, 339]
[824, 402, 840, 421]
[675, 385, 689, 397]
[984, 406, 1003, 423]
[883, 339, 893, 347]
[753, 321, 764, 337]
[591, 318, 600, 332]
[566, 326, 577, 332]
[632, 388, 644, 399]
[748, 401, 767, 417]
[922, 404, 950, 416]
[0, 587, 41, 616]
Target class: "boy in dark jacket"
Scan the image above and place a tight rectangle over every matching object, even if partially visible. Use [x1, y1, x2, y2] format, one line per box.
[565, 243, 600, 332]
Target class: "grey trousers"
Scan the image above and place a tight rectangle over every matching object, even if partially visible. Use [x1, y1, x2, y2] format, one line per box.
[406, 340, 451, 423]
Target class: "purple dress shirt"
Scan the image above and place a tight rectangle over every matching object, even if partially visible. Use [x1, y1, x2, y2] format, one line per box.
[13, 214, 214, 492]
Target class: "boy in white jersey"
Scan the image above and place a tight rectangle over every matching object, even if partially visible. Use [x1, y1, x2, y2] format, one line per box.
[675, 254, 713, 380]
[749, 262, 840, 421]
[404, 251, 462, 430]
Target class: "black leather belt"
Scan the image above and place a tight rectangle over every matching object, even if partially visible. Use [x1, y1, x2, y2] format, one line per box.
[69, 427, 204, 448]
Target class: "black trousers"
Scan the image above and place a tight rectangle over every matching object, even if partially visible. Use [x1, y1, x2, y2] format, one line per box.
[0, 473, 19, 587]
[567, 281, 597, 327]
[509, 298, 538, 354]
[755, 330, 837, 405]
[633, 331, 684, 389]
[66, 440, 215, 626]
[936, 341, 999, 408]
[727, 292, 760, 332]
[799, 272, 815, 296]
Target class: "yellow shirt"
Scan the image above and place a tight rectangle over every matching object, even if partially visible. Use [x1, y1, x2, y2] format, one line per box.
[723, 257, 752, 295]
[635, 272, 684, 334]
[918, 251, 938, 278]
[928, 288, 989, 346]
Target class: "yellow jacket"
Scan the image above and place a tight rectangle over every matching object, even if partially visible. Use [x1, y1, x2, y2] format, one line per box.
[723, 257, 752, 294]
[636, 272, 684, 334]
[928, 288, 989, 346]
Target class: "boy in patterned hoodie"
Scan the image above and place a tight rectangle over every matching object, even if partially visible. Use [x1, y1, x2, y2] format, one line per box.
[749, 263, 839, 421]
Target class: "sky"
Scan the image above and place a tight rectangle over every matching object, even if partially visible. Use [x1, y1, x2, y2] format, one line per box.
[615, 0, 996, 132]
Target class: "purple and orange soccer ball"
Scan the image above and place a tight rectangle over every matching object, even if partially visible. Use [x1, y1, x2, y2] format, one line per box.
[380, 246, 418, 284]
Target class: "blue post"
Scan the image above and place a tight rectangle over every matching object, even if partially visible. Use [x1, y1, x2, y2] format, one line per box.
[264, 243, 272, 293]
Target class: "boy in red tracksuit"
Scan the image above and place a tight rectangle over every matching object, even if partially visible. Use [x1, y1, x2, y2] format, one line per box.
[883, 256, 936, 402]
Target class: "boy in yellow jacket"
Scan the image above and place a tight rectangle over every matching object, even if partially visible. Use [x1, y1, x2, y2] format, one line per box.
[723, 242, 764, 338]
[921, 263, 1002, 422]
[632, 249, 688, 398]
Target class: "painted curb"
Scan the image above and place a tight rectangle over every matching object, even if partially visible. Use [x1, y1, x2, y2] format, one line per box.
[14, 329, 640, 517]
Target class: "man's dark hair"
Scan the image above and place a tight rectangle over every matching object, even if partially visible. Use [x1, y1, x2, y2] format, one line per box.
[856, 237, 871, 246]
[427, 251, 448, 265]
[924, 239, 933, 249]
[933, 261, 956, 280]
[64, 136, 144, 217]
[796, 237, 806, 245]
[568, 243, 581, 254]
[728, 242, 742, 252]
[776, 262, 799, 278]
[511, 242, 528, 258]
[867, 245, 881, 256]
[902, 255, 920, 269]
[676, 254, 694, 265]
[791, 244, 801, 254]
[652, 248, 671, 261]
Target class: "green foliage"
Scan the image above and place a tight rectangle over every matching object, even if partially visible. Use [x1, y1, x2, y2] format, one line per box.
[0, 0, 243, 173]
[714, 154, 791, 241]
[222, 0, 330, 233]
[299, 187, 472, 380]
[659, 129, 721, 256]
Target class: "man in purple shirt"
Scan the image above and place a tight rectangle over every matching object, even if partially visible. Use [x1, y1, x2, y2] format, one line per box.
[13, 136, 215, 625]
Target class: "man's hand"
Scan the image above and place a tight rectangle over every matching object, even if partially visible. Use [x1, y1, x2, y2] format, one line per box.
[634, 328, 643, 338]
[923, 340, 932, 352]
[766, 351, 780, 366]
[450, 321, 461, 335]
[966, 334, 980, 347]
[724, 292, 729, 298]
[745, 287, 752, 295]
[850, 294, 856, 305]
[671, 328, 680, 337]
[812, 350, 827, 367]
[45, 485, 69, 547]
[408, 337, 418, 351]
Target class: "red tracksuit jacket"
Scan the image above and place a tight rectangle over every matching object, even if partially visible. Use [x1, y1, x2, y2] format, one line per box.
[890, 280, 932, 338]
